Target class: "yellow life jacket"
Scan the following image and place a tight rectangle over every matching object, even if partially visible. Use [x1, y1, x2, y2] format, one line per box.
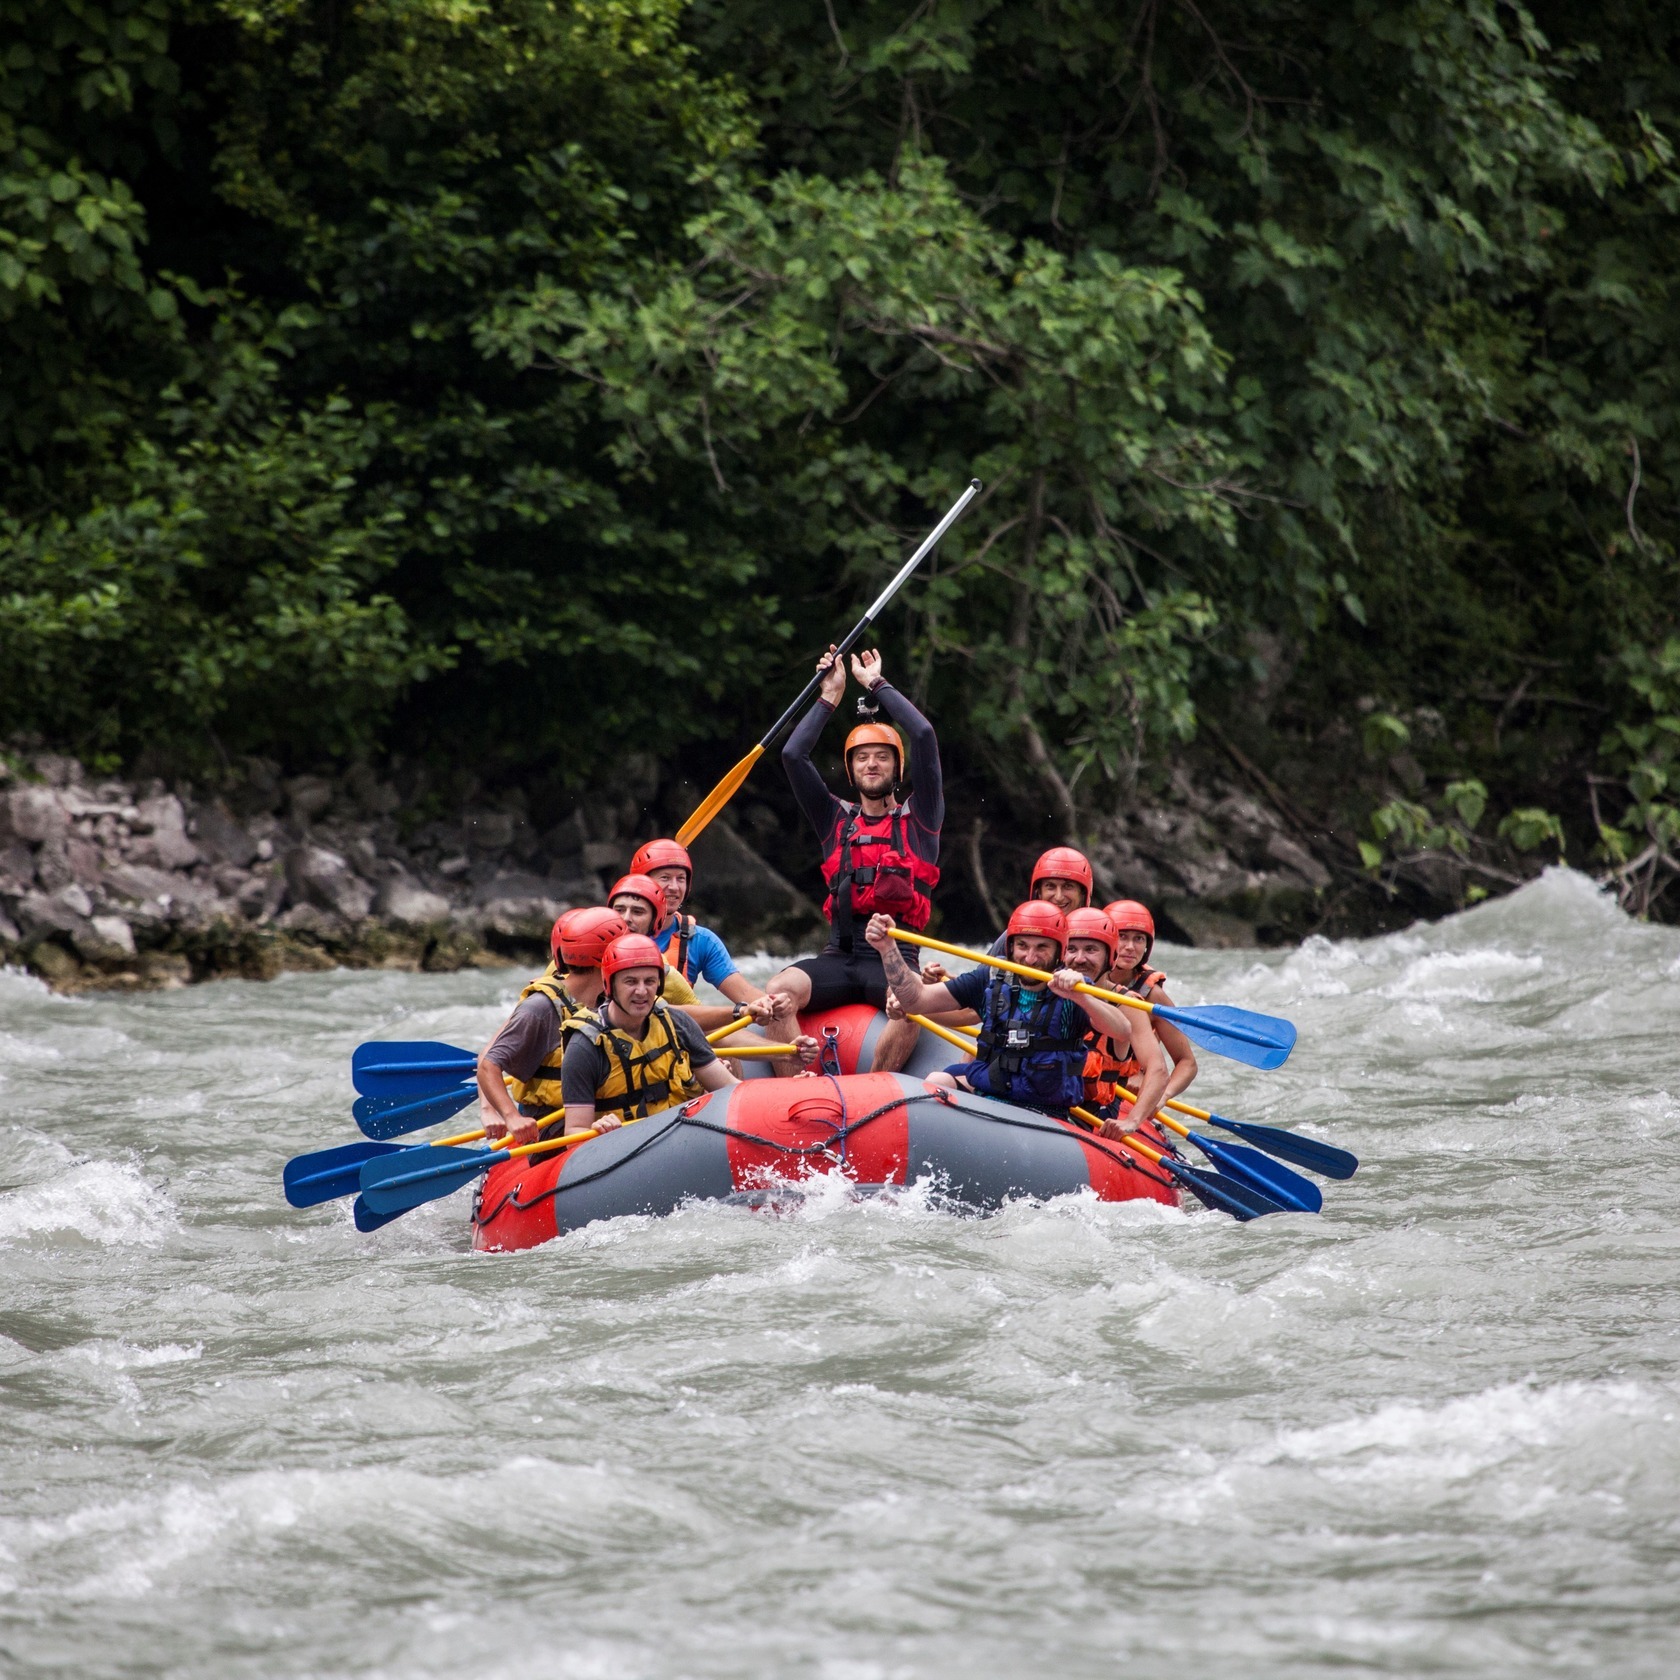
[505, 968, 596, 1112]
[660, 964, 698, 1006]
[563, 999, 700, 1120]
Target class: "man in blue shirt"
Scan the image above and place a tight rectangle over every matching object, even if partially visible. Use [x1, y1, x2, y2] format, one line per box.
[628, 837, 788, 1026]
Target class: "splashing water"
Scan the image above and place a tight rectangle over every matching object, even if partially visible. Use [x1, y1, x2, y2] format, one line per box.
[2, 868, 1677, 1676]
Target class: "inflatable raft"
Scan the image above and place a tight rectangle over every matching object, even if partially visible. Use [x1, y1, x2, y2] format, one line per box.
[472, 1005, 1179, 1252]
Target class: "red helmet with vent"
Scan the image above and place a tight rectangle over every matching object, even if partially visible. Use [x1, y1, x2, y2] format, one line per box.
[600, 933, 667, 993]
[1030, 846, 1094, 903]
[1004, 900, 1068, 960]
[1064, 906, 1118, 964]
[608, 873, 668, 926]
[629, 838, 692, 880]
[554, 906, 629, 967]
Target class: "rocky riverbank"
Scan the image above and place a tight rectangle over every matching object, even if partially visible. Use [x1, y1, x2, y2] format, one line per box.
[0, 751, 822, 993]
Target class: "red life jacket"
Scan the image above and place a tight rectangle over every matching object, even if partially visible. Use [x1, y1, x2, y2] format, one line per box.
[820, 805, 939, 947]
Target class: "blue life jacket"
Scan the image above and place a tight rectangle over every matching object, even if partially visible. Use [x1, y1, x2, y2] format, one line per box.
[968, 973, 1088, 1112]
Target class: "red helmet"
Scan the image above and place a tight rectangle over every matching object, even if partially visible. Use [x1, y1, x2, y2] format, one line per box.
[1064, 906, 1118, 963]
[843, 721, 905, 785]
[629, 838, 692, 880]
[600, 933, 667, 993]
[553, 906, 628, 967]
[1004, 900, 1068, 960]
[1031, 846, 1093, 903]
[608, 873, 668, 925]
[1104, 899, 1156, 943]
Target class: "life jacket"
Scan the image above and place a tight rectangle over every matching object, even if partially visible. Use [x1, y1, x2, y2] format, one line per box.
[1083, 966, 1167, 1107]
[820, 804, 939, 949]
[506, 969, 596, 1114]
[660, 964, 698, 1006]
[662, 913, 696, 983]
[966, 974, 1088, 1113]
[563, 999, 700, 1120]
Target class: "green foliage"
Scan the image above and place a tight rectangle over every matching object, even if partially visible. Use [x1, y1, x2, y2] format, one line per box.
[1, 0, 1679, 894]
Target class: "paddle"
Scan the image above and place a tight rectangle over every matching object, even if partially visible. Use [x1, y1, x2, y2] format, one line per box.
[915, 1013, 1321, 1212]
[358, 1118, 624, 1217]
[1136, 1089, 1358, 1180]
[1073, 1110, 1292, 1221]
[674, 478, 983, 848]
[888, 928, 1296, 1070]
[913, 1007, 1303, 1223]
[353, 1084, 478, 1140]
[283, 1120, 495, 1207]
[352, 1040, 475, 1099]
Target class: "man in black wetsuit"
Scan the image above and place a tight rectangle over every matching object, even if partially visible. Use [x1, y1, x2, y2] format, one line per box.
[761, 643, 943, 1073]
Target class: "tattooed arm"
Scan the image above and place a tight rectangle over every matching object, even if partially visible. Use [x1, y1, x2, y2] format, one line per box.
[864, 915, 962, 1016]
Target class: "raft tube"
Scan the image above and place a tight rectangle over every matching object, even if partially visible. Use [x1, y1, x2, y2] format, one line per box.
[731, 1003, 952, 1081]
[471, 1066, 1180, 1253]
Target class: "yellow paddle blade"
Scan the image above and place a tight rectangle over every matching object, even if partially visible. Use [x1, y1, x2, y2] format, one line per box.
[676, 745, 766, 848]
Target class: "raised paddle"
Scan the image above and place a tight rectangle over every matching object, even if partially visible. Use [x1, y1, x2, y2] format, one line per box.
[674, 478, 983, 848]
[918, 1015, 1321, 1212]
[887, 928, 1297, 1070]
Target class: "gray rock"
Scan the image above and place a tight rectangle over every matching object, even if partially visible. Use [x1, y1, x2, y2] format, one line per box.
[284, 775, 335, 823]
[375, 878, 452, 929]
[5, 787, 68, 845]
[285, 845, 374, 921]
[464, 809, 515, 852]
[276, 902, 352, 943]
[0, 841, 33, 892]
[580, 840, 623, 874]
[34, 840, 76, 894]
[686, 818, 823, 946]
[66, 837, 104, 887]
[480, 896, 564, 942]
[344, 763, 400, 815]
[192, 801, 258, 866]
[74, 915, 137, 964]
[0, 909, 18, 943]
[1264, 831, 1332, 890]
[13, 890, 88, 944]
[129, 795, 200, 870]
[542, 811, 588, 859]
[470, 870, 557, 906]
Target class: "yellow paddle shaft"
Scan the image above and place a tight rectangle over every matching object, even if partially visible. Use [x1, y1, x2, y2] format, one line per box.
[928, 1017, 1195, 1144]
[718, 1044, 807, 1059]
[676, 745, 766, 849]
[887, 928, 1154, 1018]
[706, 1012, 759, 1046]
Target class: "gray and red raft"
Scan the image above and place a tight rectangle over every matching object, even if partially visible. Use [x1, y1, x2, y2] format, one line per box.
[471, 1004, 1180, 1252]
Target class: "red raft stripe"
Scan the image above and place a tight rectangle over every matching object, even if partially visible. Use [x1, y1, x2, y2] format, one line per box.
[795, 1003, 880, 1075]
[1074, 1107, 1180, 1208]
[722, 1071, 910, 1192]
[473, 1150, 562, 1252]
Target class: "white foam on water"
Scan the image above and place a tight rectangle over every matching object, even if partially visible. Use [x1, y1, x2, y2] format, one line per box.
[0, 1157, 177, 1246]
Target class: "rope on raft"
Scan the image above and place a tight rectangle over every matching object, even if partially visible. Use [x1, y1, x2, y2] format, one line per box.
[477, 1085, 1177, 1226]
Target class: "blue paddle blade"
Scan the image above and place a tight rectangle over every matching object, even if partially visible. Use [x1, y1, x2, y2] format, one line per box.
[1163, 1156, 1290, 1221]
[1189, 1134, 1322, 1213]
[358, 1143, 507, 1215]
[351, 1040, 478, 1099]
[354, 1083, 478, 1139]
[1200, 1110, 1358, 1179]
[1153, 1002, 1296, 1071]
[283, 1139, 410, 1207]
[353, 1195, 407, 1232]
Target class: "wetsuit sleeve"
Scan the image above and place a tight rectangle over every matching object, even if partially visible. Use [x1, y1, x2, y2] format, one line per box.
[691, 925, 738, 987]
[560, 1036, 610, 1109]
[671, 1009, 718, 1070]
[782, 697, 844, 839]
[483, 997, 560, 1085]
[943, 968, 990, 1012]
[871, 682, 943, 834]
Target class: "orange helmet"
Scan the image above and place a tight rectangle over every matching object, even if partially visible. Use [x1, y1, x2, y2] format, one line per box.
[1064, 906, 1118, 964]
[1031, 846, 1093, 902]
[843, 721, 905, 785]
[629, 838, 692, 880]
[600, 933, 666, 993]
[608, 873, 668, 925]
[1004, 900, 1068, 960]
[554, 906, 629, 967]
[1104, 899, 1156, 956]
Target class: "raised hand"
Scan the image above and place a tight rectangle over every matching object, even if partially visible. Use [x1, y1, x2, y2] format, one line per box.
[817, 643, 846, 706]
[864, 912, 897, 953]
[850, 647, 884, 690]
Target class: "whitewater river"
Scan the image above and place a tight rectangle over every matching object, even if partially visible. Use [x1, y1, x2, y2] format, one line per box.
[2, 868, 1678, 1677]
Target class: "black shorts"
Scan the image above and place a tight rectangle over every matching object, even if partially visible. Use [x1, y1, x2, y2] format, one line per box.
[792, 946, 919, 1014]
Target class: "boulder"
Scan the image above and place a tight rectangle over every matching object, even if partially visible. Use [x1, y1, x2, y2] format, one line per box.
[686, 818, 823, 950]
[129, 794, 201, 870]
[463, 809, 515, 852]
[276, 902, 352, 944]
[0, 908, 19, 944]
[480, 896, 565, 943]
[4, 786, 68, 846]
[284, 775, 335, 823]
[1264, 831, 1332, 891]
[375, 878, 453, 929]
[0, 841, 33, 892]
[34, 840, 76, 894]
[74, 915, 137, 965]
[13, 889, 90, 944]
[285, 845, 374, 921]
[192, 801, 258, 867]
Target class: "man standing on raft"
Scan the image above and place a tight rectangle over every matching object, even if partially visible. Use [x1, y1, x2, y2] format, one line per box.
[761, 643, 942, 1072]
